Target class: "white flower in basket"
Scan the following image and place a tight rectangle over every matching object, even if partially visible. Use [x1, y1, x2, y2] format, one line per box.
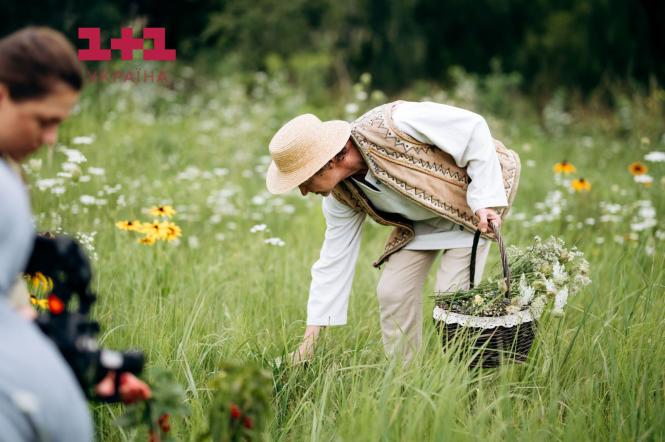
[433, 225, 591, 368]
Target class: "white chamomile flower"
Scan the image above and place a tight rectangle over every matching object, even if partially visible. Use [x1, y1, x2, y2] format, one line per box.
[264, 237, 285, 247]
[517, 274, 535, 306]
[552, 261, 568, 285]
[552, 287, 569, 316]
[250, 224, 267, 233]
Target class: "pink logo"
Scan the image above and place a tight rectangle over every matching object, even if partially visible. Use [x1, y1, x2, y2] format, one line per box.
[78, 27, 176, 61]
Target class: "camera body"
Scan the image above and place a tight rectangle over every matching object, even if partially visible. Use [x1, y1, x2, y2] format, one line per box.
[24, 234, 144, 402]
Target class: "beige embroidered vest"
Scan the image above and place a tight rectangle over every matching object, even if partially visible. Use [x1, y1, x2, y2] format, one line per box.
[332, 101, 521, 267]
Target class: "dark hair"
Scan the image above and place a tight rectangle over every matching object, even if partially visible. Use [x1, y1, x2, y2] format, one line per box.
[0, 27, 83, 101]
[315, 142, 350, 175]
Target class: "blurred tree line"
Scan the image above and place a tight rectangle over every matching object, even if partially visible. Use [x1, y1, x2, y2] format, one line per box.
[2, 0, 663, 96]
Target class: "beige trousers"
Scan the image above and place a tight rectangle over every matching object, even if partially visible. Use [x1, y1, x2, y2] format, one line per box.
[376, 242, 491, 361]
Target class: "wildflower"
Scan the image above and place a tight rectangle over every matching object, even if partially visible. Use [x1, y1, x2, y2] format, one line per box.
[553, 160, 576, 174]
[137, 235, 156, 245]
[345, 103, 359, 114]
[517, 274, 535, 306]
[571, 178, 591, 192]
[640, 136, 650, 145]
[251, 195, 266, 205]
[552, 261, 568, 285]
[529, 295, 547, 317]
[72, 135, 95, 145]
[26, 272, 53, 295]
[80, 195, 96, 205]
[552, 287, 569, 316]
[250, 224, 267, 233]
[646, 243, 655, 256]
[115, 220, 141, 231]
[544, 278, 557, 294]
[141, 221, 168, 240]
[149, 205, 176, 218]
[158, 414, 170, 433]
[27, 158, 42, 172]
[30, 296, 49, 310]
[628, 162, 648, 176]
[634, 174, 653, 187]
[163, 222, 182, 241]
[473, 295, 484, 305]
[573, 274, 592, 288]
[229, 403, 241, 420]
[264, 237, 285, 247]
[35, 178, 60, 190]
[188, 236, 200, 249]
[644, 151, 665, 162]
[61, 162, 80, 174]
[59, 147, 86, 164]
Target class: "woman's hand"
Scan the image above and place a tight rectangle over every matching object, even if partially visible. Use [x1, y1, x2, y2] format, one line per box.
[95, 372, 152, 404]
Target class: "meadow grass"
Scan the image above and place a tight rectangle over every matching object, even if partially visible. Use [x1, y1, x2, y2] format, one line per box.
[26, 71, 665, 441]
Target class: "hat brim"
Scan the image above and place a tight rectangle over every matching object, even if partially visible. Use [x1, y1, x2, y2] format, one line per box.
[266, 120, 351, 194]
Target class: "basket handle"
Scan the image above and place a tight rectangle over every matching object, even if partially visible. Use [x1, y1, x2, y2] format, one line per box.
[469, 221, 510, 294]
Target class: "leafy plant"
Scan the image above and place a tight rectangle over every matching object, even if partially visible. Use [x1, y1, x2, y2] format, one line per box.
[200, 360, 273, 441]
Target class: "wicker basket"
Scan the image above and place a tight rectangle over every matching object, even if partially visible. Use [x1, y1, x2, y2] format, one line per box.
[433, 222, 537, 368]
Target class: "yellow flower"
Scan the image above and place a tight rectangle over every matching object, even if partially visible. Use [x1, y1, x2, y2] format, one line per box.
[571, 178, 592, 192]
[163, 222, 182, 241]
[149, 205, 176, 218]
[553, 161, 576, 174]
[25, 272, 53, 296]
[115, 220, 141, 231]
[137, 235, 156, 245]
[628, 162, 648, 176]
[137, 220, 168, 240]
[30, 295, 49, 310]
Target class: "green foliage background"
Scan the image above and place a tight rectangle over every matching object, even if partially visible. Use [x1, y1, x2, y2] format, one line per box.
[2, 0, 664, 95]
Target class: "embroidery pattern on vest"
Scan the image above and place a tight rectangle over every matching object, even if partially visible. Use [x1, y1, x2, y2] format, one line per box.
[350, 104, 477, 228]
[333, 101, 521, 267]
[354, 131, 469, 187]
[355, 149, 476, 224]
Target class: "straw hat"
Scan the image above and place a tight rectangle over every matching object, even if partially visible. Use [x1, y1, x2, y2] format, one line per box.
[266, 114, 351, 194]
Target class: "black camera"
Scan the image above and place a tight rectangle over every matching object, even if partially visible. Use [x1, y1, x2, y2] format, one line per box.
[24, 234, 144, 403]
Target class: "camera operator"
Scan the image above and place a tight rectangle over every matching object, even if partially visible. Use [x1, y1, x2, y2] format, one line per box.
[0, 27, 149, 441]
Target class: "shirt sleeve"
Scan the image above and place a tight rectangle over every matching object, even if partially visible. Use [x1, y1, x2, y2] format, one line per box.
[307, 195, 365, 326]
[0, 161, 34, 297]
[392, 101, 508, 214]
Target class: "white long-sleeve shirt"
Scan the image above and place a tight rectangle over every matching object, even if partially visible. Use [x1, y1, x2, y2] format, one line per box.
[306, 101, 508, 326]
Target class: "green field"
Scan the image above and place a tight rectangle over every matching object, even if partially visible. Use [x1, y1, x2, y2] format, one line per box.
[26, 68, 665, 441]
